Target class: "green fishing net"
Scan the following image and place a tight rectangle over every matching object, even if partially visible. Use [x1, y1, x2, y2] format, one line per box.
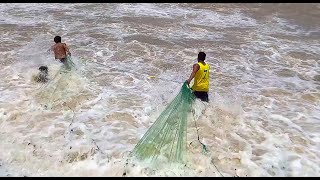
[36, 55, 77, 108]
[64, 55, 76, 71]
[132, 82, 195, 163]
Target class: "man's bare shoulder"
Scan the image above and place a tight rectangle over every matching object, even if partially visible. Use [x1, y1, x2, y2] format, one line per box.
[56, 43, 66, 49]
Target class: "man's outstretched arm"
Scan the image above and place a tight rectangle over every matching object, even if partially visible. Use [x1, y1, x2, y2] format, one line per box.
[186, 63, 200, 86]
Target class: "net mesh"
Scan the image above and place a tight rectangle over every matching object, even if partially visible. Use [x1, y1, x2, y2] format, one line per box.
[132, 82, 195, 163]
[36, 55, 78, 109]
[64, 55, 76, 71]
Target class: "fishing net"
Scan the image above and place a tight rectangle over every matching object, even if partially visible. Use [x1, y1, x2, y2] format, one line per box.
[63, 55, 76, 71]
[35, 55, 80, 109]
[132, 82, 195, 163]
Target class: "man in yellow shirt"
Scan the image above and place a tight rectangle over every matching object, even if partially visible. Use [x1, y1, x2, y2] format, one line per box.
[186, 52, 210, 102]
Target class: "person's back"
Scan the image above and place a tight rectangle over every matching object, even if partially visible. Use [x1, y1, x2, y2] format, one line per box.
[53, 42, 68, 59]
[186, 52, 210, 102]
[51, 36, 71, 64]
[192, 61, 210, 92]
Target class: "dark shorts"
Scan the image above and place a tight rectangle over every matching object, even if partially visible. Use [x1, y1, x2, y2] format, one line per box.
[59, 58, 66, 64]
[193, 91, 209, 102]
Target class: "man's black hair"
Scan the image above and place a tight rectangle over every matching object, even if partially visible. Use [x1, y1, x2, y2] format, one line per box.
[54, 36, 61, 43]
[198, 52, 206, 61]
[39, 66, 48, 73]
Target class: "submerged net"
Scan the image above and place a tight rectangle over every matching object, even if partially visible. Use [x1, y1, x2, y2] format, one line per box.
[64, 55, 76, 71]
[132, 82, 195, 163]
[35, 55, 79, 108]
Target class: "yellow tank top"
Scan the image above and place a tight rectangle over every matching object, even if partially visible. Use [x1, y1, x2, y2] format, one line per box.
[192, 62, 210, 92]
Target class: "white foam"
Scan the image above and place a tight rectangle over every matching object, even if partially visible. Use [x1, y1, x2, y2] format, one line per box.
[0, 3, 320, 177]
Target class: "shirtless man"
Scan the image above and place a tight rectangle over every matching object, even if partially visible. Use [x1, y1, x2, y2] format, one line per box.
[51, 36, 71, 66]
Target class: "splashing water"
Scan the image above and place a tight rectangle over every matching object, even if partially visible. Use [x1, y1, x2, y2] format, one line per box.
[0, 3, 320, 177]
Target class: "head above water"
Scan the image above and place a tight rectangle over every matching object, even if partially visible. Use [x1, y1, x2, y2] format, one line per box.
[54, 36, 62, 43]
[197, 52, 206, 62]
[39, 66, 48, 73]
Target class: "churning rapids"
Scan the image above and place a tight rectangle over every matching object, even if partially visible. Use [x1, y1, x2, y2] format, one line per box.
[0, 3, 319, 177]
